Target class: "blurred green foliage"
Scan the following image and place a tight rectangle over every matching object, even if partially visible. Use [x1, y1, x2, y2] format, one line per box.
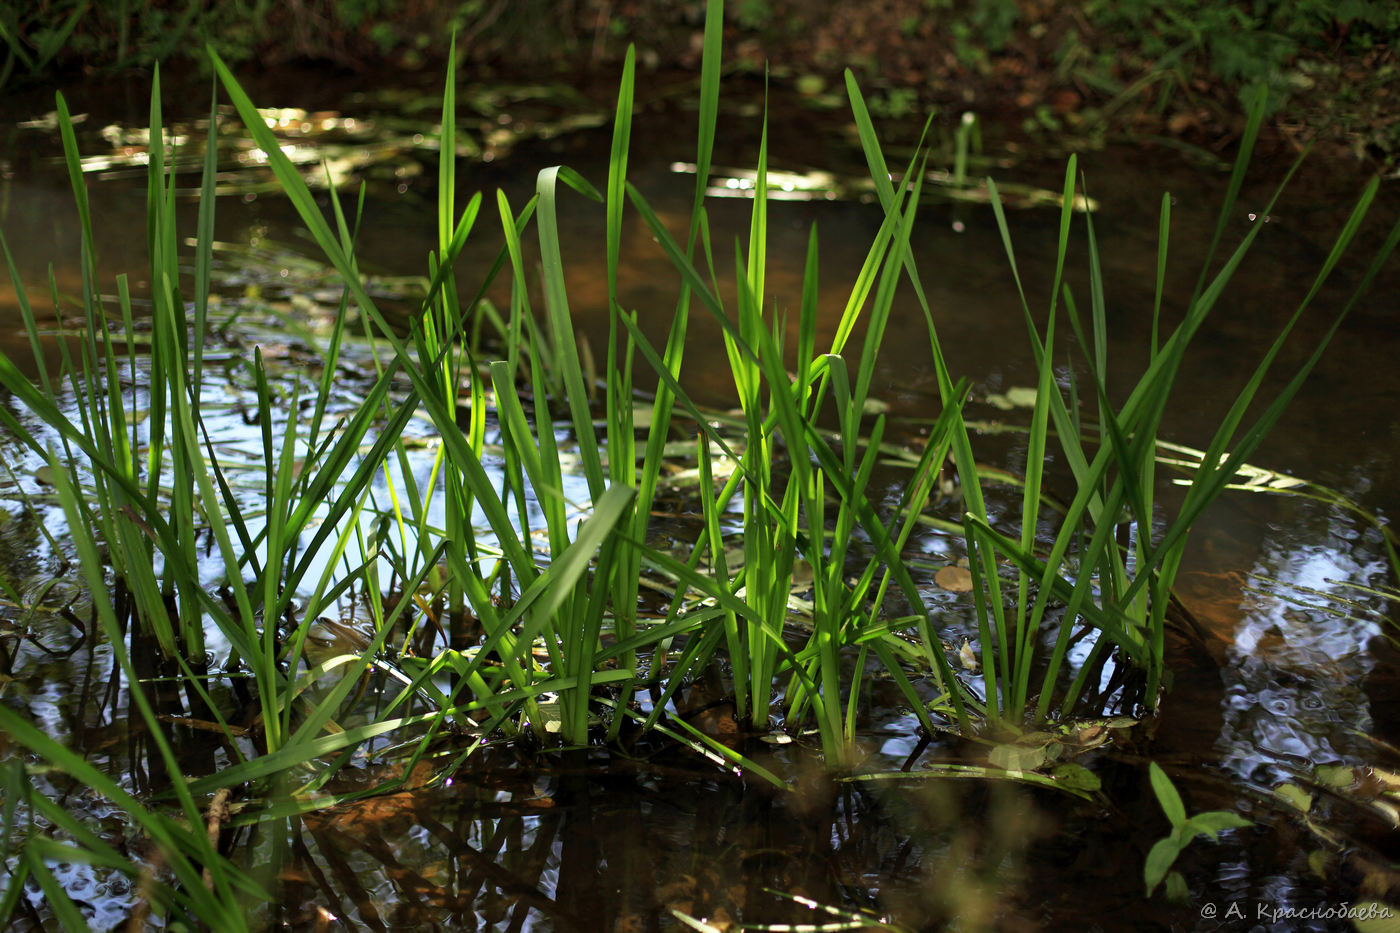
[1084, 0, 1399, 108]
[2, 0, 1394, 142]
[932, 0, 1021, 70]
[2, 0, 472, 86]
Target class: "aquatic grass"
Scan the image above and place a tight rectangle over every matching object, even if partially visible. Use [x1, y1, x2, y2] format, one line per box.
[382, 0, 730, 748]
[0, 51, 623, 916]
[203, 24, 726, 758]
[777, 72, 1400, 736]
[606, 84, 981, 760]
[206, 43, 650, 752]
[0, 77, 273, 750]
[1, 3, 1389, 773]
[0, 80, 497, 904]
[0, 2, 1394, 923]
[947, 86, 1400, 727]
[0, 454, 260, 930]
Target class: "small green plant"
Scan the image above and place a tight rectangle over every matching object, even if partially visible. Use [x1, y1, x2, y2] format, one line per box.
[1144, 761, 1252, 900]
[951, 111, 980, 187]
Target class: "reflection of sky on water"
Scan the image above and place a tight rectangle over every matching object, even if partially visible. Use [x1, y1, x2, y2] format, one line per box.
[1215, 512, 1393, 787]
[0, 326, 602, 671]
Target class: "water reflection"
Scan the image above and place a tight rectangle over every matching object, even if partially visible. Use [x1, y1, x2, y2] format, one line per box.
[1213, 504, 1394, 787]
[272, 748, 1087, 931]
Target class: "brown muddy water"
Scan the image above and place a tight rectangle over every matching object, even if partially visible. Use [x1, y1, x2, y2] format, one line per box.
[1, 65, 1399, 931]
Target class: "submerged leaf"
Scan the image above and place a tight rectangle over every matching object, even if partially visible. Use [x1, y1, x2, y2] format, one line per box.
[1275, 782, 1313, 813]
[989, 742, 1048, 772]
[1370, 767, 1400, 794]
[1182, 810, 1252, 839]
[984, 393, 1014, 411]
[1052, 762, 1102, 792]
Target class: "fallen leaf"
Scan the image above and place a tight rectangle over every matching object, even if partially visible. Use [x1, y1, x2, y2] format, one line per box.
[1004, 386, 1038, 407]
[936, 565, 974, 592]
[958, 639, 979, 671]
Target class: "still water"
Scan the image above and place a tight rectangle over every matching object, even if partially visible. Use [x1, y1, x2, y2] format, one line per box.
[1, 65, 1398, 929]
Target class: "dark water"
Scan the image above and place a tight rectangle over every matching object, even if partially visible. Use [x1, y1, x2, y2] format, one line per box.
[1, 66, 1398, 930]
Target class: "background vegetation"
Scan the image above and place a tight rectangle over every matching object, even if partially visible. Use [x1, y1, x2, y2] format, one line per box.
[4, 0, 1397, 168]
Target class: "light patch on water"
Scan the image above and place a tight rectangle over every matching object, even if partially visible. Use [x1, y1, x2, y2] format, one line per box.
[1216, 519, 1392, 785]
[11, 855, 136, 932]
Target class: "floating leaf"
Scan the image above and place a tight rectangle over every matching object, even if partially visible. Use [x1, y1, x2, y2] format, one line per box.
[984, 393, 1015, 410]
[935, 565, 973, 593]
[958, 639, 979, 671]
[1004, 386, 1038, 407]
[1314, 763, 1356, 788]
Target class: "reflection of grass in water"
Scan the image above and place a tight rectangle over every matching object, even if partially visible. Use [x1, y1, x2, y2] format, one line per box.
[1, 0, 1397, 926]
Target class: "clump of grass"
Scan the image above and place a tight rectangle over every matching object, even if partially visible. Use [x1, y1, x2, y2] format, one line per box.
[959, 88, 1397, 727]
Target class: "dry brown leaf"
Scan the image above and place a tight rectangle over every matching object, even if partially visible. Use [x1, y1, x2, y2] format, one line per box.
[935, 565, 974, 593]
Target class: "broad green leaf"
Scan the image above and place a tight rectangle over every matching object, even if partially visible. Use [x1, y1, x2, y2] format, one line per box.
[1149, 761, 1187, 827]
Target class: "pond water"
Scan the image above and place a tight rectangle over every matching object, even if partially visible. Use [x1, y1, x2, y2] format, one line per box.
[1, 65, 1398, 930]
